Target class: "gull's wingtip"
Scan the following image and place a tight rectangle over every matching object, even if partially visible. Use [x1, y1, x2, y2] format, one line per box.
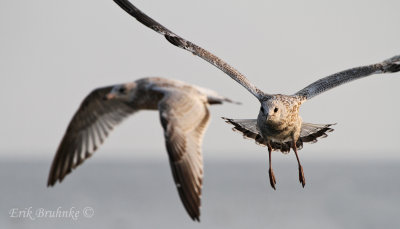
[221, 117, 233, 123]
[224, 98, 242, 105]
[113, 0, 132, 13]
[384, 55, 400, 63]
[46, 177, 57, 187]
[383, 55, 400, 73]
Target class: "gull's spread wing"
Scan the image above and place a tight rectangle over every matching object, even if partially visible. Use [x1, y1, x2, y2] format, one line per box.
[295, 55, 400, 99]
[113, 0, 268, 100]
[158, 91, 210, 221]
[47, 86, 135, 186]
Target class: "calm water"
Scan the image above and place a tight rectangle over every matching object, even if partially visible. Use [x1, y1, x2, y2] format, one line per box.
[1, 158, 399, 229]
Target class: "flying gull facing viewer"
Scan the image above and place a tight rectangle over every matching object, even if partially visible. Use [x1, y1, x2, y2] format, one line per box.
[113, 0, 400, 190]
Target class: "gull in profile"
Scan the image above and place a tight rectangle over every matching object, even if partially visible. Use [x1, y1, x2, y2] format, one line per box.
[47, 77, 237, 221]
[113, 0, 400, 189]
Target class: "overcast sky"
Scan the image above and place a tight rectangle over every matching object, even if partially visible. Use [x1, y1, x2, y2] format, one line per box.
[1, 0, 399, 161]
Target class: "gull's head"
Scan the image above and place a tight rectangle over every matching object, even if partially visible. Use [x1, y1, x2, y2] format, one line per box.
[259, 97, 288, 123]
[104, 82, 137, 101]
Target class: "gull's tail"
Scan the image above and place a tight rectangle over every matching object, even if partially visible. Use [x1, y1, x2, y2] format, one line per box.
[222, 118, 335, 153]
[299, 122, 335, 144]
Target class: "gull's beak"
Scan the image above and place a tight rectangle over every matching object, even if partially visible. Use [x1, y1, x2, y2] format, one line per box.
[103, 92, 116, 100]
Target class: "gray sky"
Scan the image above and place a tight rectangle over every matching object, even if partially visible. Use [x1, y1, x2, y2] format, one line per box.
[1, 0, 399, 160]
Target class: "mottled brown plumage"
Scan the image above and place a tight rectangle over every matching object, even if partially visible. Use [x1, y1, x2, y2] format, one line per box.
[47, 77, 236, 221]
[113, 0, 400, 189]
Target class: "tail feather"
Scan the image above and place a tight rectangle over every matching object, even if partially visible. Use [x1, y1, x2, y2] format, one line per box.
[221, 118, 265, 146]
[300, 122, 335, 143]
[222, 118, 335, 153]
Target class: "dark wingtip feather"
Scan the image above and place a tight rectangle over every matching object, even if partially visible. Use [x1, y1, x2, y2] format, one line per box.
[47, 178, 55, 187]
[208, 98, 240, 105]
[225, 99, 242, 105]
[113, 0, 135, 15]
[383, 55, 400, 73]
[386, 63, 400, 73]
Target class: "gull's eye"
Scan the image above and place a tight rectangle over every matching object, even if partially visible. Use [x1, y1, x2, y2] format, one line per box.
[274, 107, 279, 113]
[118, 87, 126, 93]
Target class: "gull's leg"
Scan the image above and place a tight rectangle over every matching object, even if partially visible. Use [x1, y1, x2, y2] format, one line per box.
[292, 139, 306, 188]
[267, 140, 276, 190]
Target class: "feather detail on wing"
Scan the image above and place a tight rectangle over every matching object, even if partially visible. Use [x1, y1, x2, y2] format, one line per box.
[222, 118, 335, 154]
[295, 55, 400, 100]
[221, 117, 293, 153]
[113, 0, 268, 100]
[47, 86, 135, 186]
[221, 118, 265, 146]
[300, 122, 335, 143]
[158, 91, 210, 221]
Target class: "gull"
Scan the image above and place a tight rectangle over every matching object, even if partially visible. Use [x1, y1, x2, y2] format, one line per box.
[113, 0, 400, 190]
[47, 77, 237, 221]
